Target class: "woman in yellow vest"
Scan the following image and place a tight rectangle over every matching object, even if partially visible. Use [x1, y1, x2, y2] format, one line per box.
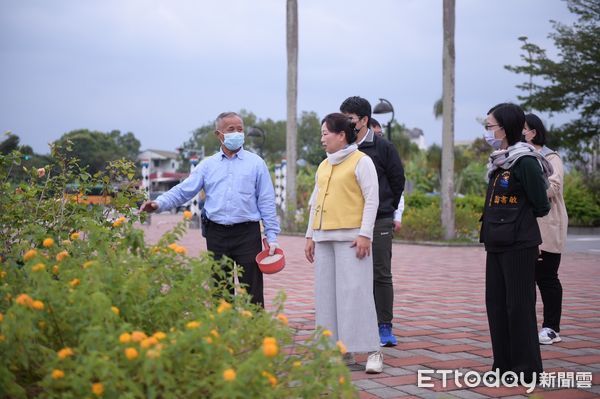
[304, 112, 383, 373]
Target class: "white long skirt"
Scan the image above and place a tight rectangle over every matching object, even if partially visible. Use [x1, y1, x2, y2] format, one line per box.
[314, 240, 379, 353]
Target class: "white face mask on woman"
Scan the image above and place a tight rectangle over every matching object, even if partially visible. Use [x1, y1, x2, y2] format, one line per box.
[484, 129, 503, 150]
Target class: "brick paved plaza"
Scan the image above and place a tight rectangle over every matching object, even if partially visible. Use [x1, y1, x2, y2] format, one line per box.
[139, 214, 600, 398]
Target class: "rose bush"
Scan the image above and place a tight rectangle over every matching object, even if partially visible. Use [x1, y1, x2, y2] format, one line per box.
[0, 148, 355, 398]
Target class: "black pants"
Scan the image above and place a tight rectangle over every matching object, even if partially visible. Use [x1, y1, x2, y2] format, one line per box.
[535, 251, 562, 332]
[372, 217, 394, 324]
[486, 247, 543, 379]
[204, 220, 264, 307]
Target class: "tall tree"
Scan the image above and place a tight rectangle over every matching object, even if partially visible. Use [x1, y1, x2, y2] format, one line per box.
[441, 0, 456, 240]
[286, 0, 299, 230]
[505, 0, 599, 171]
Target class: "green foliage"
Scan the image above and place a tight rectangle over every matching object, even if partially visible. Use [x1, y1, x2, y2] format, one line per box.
[505, 0, 600, 167]
[564, 170, 600, 226]
[53, 129, 141, 175]
[395, 192, 482, 241]
[0, 150, 356, 398]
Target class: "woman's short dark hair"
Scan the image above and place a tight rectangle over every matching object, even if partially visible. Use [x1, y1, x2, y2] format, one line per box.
[524, 113, 547, 146]
[487, 103, 525, 146]
[321, 113, 357, 144]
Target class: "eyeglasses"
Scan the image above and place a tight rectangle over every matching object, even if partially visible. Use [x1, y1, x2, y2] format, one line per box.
[484, 124, 501, 131]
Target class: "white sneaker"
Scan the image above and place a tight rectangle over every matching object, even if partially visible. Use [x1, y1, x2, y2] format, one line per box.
[539, 327, 562, 345]
[365, 351, 383, 374]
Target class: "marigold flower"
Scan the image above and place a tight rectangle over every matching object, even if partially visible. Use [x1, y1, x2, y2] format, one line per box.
[146, 349, 161, 359]
[42, 238, 55, 248]
[293, 360, 302, 367]
[186, 321, 201, 329]
[339, 376, 346, 384]
[124, 347, 138, 360]
[276, 313, 289, 325]
[262, 337, 278, 357]
[174, 245, 187, 255]
[56, 251, 69, 262]
[223, 368, 236, 381]
[130, 331, 147, 342]
[322, 329, 332, 337]
[210, 329, 219, 338]
[183, 210, 193, 220]
[15, 293, 33, 307]
[70, 232, 80, 240]
[140, 336, 158, 349]
[111, 306, 119, 315]
[57, 347, 74, 359]
[32, 300, 44, 310]
[204, 337, 213, 344]
[112, 216, 126, 228]
[69, 278, 80, 288]
[92, 382, 104, 396]
[217, 300, 232, 314]
[83, 260, 95, 269]
[52, 265, 59, 275]
[23, 249, 37, 262]
[261, 371, 278, 386]
[241, 310, 252, 318]
[51, 369, 65, 379]
[119, 332, 131, 344]
[336, 340, 347, 354]
[32, 263, 46, 272]
[153, 331, 167, 341]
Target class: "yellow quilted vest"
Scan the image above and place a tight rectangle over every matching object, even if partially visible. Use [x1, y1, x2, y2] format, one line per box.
[312, 150, 365, 230]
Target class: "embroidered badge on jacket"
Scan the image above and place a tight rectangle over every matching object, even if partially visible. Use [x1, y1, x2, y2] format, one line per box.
[499, 171, 510, 189]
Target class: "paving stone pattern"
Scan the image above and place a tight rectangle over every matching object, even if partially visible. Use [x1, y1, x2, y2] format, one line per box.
[140, 214, 600, 398]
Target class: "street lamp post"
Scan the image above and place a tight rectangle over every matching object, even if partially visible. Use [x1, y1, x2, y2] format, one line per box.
[247, 126, 266, 158]
[373, 98, 395, 142]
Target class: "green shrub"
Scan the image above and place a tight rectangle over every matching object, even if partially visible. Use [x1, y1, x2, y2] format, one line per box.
[564, 170, 600, 226]
[0, 149, 356, 398]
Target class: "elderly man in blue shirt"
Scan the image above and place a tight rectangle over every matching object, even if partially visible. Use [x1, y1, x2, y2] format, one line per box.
[140, 111, 281, 306]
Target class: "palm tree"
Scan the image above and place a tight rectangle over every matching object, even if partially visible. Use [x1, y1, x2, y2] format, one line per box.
[441, 0, 456, 240]
[286, 0, 298, 231]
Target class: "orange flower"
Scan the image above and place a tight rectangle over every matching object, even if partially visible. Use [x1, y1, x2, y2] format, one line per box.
[23, 249, 37, 262]
[42, 238, 55, 248]
[210, 329, 219, 338]
[186, 321, 201, 329]
[153, 331, 167, 341]
[241, 310, 252, 318]
[56, 251, 69, 262]
[15, 293, 33, 307]
[261, 371, 278, 386]
[51, 369, 65, 379]
[262, 337, 278, 357]
[339, 376, 346, 384]
[130, 331, 147, 342]
[92, 382, 104, 396]
[276, 313, 289, 326]
[183, 210, 193, 220]
[322, 329, 332, 337]
[69, 278, 80, 288]
[112, 216, 126, 228]
[223, 368, 236, 381]
[111, 306, 119, 315]
[336, 340, 347, 354]
[146, 349, 161, 359]
[52, 265, 59, 275]
[32, 300, 44, 310]
[31, 263, 46, 272]
[124, 347, 138, 360]
[57, 347, 74, 359]
[217, 300, 232, 314]
[119, 332, 131, 344]
[140, 337, 158, 349]
[70, 232, 80, 240]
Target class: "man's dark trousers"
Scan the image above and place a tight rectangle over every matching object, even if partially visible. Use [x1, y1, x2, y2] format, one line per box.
[204, 220, 264, 307]
[373, 217, 394, 323]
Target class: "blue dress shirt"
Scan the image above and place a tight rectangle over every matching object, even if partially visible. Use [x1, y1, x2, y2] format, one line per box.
[156, 147, 280, 243]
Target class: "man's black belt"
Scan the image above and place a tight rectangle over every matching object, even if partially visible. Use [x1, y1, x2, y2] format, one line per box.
[205, 218, 258, 228]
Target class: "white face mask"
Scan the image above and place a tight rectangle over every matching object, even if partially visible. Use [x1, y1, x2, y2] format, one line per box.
[222, 132, 245, 151]
[484, 130, 503, 150]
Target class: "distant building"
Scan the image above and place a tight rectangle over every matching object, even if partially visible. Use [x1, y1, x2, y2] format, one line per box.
[137, 149, 188, 194]
[407, 128, 426, 150]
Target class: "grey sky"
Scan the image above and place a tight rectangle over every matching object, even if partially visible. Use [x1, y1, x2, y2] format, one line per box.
[1, 0, 576, 155]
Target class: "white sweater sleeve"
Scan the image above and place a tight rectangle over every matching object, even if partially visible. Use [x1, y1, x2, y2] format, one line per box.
[305, 173, 318, 239]
[355, 156, 379, 240]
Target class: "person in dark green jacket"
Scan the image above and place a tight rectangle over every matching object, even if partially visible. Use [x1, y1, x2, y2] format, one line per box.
[480, 103, 551, 384]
